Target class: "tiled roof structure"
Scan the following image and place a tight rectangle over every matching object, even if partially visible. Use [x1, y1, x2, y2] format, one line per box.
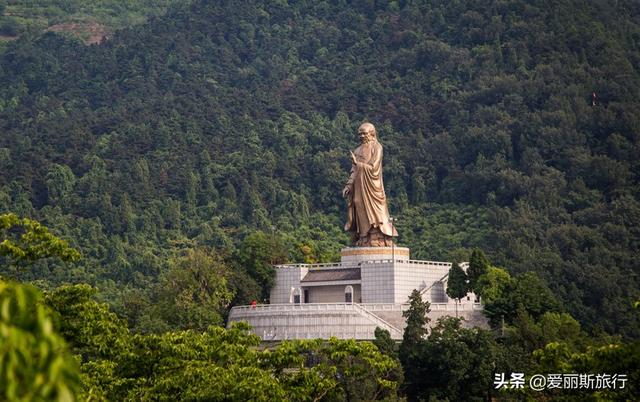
[301, 268, 361, 282]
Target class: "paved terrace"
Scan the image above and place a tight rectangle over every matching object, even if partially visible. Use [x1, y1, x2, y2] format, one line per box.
[227, 302, 485, 341]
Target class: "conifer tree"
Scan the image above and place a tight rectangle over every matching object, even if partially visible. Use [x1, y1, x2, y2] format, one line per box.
[400, 290, 430, 353]
[467, 249, 489, 292]
[373, 327, 396, 358]
[399, 289, 430, 400]
[446, 262, 468, 317]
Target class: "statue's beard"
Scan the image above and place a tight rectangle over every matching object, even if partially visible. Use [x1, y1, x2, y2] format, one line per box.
[360, 135, 374, 144]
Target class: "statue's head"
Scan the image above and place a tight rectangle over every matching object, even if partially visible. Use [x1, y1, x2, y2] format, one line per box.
[358, 122, 376, 143]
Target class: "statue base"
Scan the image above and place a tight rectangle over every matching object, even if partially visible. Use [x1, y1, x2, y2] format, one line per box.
[340, 246, 410, 264]
[351, 226, 396, 247]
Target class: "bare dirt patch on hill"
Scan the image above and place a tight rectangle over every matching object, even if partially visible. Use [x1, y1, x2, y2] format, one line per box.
[47, 22, 111, 45]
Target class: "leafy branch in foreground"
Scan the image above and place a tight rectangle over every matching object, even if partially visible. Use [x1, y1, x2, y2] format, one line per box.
[0, 212, 80, 263]
[0, 279, 80, 401]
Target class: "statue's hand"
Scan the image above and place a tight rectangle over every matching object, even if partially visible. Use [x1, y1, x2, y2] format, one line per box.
[350, 151, 358, 165]
[342, 186, 350, 198]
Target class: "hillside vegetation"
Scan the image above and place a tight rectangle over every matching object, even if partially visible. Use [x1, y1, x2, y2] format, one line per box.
[0, 0, 182, 47]
[0, 0, 639, 340]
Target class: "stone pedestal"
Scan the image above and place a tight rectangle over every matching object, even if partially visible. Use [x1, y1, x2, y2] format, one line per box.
[231, 245, 488, 340]
[340, 246, 410, 264]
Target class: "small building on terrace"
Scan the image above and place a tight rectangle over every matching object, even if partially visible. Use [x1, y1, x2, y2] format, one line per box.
[227, 246, 486, 340]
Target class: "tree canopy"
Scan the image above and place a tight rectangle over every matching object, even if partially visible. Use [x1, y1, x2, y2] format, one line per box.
[0, 7, 639, 401]
[446, 261, 469, 303]
[1, 0, 638, 338]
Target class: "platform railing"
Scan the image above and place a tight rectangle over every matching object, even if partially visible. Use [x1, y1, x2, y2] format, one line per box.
[230, 302, 483, 315]
[275, 260, 470, 269]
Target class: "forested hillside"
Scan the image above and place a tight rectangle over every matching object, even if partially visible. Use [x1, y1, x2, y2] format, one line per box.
[0, 0, 182, 46]
[0, 0, 639, 339]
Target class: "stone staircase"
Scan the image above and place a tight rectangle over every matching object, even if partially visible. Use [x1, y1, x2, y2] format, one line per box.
[352, 303, 403, 339]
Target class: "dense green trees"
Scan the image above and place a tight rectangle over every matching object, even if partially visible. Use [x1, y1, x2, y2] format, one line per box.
[0, 216, 81, 401]
[1, 3, 638, 397]
[138, 248, 234, 331]
[398, 290, 501, 401]
[0, 0, 638, 344]
[0, 0, 182, 44]
[476, 266, 560, 328]
[1, 215, 403, 401]
[467, 248, 489, 292]
[533, 340, 640, 401]
[48, 289, 403, 401]
[236, 231, 287, 300]
[471, 250, 561, 332]
[400, 290, 430, 358]
[3, 207, 638, 400]
[413, 317, 498, 402]
[0, 213, 80, 264]
[4, 278, 401, 401]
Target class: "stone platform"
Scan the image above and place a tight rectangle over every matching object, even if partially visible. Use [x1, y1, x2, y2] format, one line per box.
[228, 302, 486, 340]
[227, 246, 487, 340]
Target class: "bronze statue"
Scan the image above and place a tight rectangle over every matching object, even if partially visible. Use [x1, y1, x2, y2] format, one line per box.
[343, 123, 398, 247]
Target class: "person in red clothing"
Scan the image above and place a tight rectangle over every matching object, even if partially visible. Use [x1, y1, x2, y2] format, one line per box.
[250, 300, 257, 309]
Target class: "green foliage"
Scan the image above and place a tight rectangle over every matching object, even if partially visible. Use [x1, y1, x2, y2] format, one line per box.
[0, 279, 79, 401]
[533, 341, 640, 401]
[0, 0, 639, 340]
[446, 261, 468, 302]
[478, 266, 560, 328]
[45, 295, 403, 401]
[119, 325, 291, 401]
[373, 327, 397, 358]
[35, 276, 405, 400]
[150, 248, 233, 331]
[467, 248, 489, 291]
[0, 216, 402, 401]
[504, 309, 586, 356]
[0, 212, 80, 264]
[225, 265, 262, 309]
[237, 231, 288, 300]
[398, 313, 502, 401]
[410, 317, 499, 402]
[0, 17, 19, 36]
[399, 289, 430, 399]
[400, 290, 430, 353]
[285, 338, 403, 401]
[511, 272, 560, 319]
[538, 311, 583, 347]
[475, 266, 513, 305]
[0, 0, 183, 44]
[394, 204, 491, 261]
[45, 284, 131, 361]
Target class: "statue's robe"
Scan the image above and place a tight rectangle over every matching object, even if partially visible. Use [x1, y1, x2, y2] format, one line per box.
[344, 140, 398, 242]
